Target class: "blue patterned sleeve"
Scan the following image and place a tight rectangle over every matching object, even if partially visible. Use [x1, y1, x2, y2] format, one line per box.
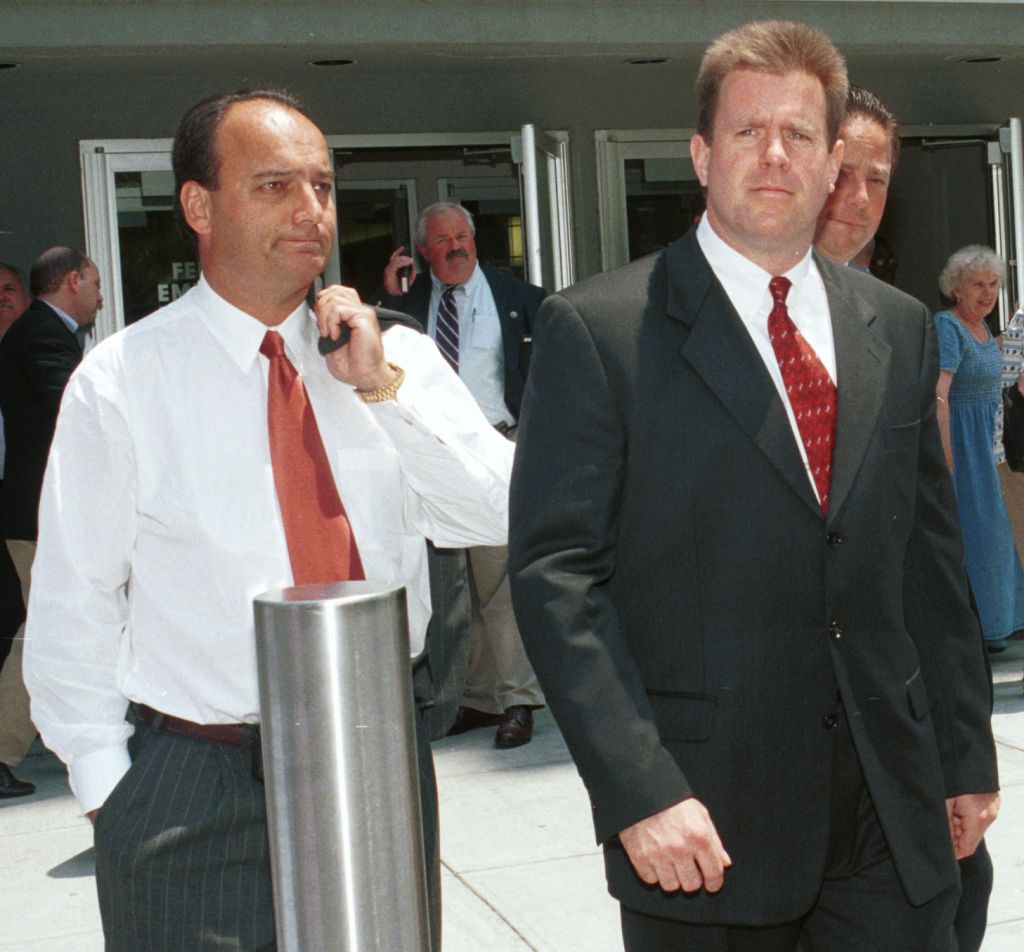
[933, 311, 963, 374]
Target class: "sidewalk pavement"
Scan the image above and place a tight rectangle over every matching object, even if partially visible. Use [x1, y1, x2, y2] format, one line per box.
[3, 646, 1024, 952]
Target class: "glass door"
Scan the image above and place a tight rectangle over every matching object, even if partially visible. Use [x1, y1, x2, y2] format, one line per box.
[998, 118, 1024, 314]
[595, 130, 700, 272]
[82, 130, 574, 340]
[82, 140, 197, 337]
[515, 124, 574, 292]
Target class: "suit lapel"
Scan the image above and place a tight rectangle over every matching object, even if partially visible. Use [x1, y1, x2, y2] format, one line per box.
[819, 258, 890, 522]
[37, 300, 84, 356]
[401, 278, 432, 327]
[665, 234, 821, 518]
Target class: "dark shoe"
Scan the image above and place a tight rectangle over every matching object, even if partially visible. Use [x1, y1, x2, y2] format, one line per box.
[495, 705, 533, 749]
[0, 762, 35, 798]
[986, 638, 1010, 654]
[448, 706, 502, 736]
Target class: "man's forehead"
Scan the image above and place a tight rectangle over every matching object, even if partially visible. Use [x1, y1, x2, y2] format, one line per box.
[717, 69, 827, 118]
[425, 212, 471, 236]
[839, 117, 893, 165]
[218, 100, 330, 166]
[0, 269, 22, 288]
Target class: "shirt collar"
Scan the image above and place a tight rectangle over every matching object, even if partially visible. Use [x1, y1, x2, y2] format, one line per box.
[193, 275, 312, 374]
[696, 216, 815, 315]
[430, 262, 483, 295]
[40, 300, 80, 335]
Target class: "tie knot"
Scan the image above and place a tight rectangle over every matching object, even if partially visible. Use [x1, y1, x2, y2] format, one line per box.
[443, 284, 458, 297]
[769, 276, 792, 306]
[260, 330, 286, 359]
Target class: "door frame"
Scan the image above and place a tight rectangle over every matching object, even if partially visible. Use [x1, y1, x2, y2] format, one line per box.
[81, 130, 574, 337]
[595, 123, 1023, 318]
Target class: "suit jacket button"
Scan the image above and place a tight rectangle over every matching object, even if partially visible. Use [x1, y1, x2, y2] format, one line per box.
[822, 713, 838, 729]
[826, 531, 842, 546]
[829, 622, 842, 640]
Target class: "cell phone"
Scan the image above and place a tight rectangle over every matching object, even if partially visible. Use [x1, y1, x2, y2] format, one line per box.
[317, 325, 351, 355]
[398, 265, 412, 294]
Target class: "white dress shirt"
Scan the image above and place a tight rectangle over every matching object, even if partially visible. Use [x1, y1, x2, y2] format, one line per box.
[697, 217, 837, 501]
[24, 276, 513, 813]
[427, 264, 514, 427]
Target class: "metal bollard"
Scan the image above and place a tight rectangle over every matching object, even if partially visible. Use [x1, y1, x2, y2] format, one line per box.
[253, 581, 431, 952]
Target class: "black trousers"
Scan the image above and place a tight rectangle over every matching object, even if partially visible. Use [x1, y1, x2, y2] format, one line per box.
[413, 541, 471, 740]
[955, 837, 993, 952]
[0, 480, 24, 666]
[621, 706, 959, 952]
[95, 707, 441, 951]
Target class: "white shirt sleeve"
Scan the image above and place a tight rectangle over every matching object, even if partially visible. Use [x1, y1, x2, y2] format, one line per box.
[23, 348, 137, 814]
[373, 327, 513, 549]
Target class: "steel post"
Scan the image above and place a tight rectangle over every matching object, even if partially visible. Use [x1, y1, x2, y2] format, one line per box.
[253, 581, 430, 952]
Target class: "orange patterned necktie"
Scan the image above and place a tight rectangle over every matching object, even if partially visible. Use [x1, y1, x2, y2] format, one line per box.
[767, 277, 837, 514]
[260, 330, 365, 583]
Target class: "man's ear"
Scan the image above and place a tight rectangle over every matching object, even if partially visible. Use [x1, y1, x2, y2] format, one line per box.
[180, 181, 213, 237]
[690, 134, 711, 187]
[827, 138, 845, 194]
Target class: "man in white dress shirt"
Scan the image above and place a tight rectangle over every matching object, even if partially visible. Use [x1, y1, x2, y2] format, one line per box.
[24, 88, 513, 951]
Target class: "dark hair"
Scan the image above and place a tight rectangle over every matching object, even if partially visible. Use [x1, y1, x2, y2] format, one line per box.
[845, 85, 901, 170]
[29, 247, 93, 297]
[696, 20, 848, 145]
[172, 87, 318, 247]
[0, 261, 27, 292]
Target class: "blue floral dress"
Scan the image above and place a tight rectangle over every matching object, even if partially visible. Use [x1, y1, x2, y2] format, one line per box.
[935, 309, 1024, 642]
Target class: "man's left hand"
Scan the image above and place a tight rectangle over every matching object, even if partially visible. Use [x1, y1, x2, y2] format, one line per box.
[946, 791, 1000, 859]
[315, 284, 395, 391]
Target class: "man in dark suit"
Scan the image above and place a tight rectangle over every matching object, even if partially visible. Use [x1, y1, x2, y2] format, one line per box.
[0, 247, 102, 797]
[815, 86, 996, 952]
[0, 261, 31, 796]
[509, 20, 998, 951]
[378, 202, 547, 747]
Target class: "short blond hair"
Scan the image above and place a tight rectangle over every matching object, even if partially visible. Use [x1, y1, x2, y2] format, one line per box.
[696, 20, 848, 144]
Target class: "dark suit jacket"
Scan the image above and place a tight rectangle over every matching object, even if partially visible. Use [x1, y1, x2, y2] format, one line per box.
[376, 266, 546, 421]
[0, 300, 83, 540]
[508, 229, 998, 924]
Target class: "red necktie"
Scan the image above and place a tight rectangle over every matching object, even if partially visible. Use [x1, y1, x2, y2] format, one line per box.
[260, 331, 365, 583]
[767, 277, 837, 514]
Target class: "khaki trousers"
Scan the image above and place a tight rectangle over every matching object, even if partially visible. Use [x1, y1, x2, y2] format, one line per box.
[462, 542, 544, 713]
[0, 540, 37, 765]
[997, 461, 1024, 566]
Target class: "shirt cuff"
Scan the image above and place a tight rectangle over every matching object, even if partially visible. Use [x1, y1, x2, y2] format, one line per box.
[69, 744, 133, 816]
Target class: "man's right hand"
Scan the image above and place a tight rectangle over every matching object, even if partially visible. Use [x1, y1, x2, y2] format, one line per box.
[618, 797, 732, 894]
[383, 246, 417, 296]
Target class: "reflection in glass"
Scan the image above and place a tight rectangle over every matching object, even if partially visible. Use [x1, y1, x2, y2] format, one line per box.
[115, 171, 198, 324]
[624, 157, 703, 262]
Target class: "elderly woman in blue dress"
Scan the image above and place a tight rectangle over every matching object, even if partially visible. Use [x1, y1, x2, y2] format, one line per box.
[935, 244, 1024, 652]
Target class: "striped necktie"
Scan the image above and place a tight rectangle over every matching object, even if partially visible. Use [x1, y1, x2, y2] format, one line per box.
[435, 285, 460, 372]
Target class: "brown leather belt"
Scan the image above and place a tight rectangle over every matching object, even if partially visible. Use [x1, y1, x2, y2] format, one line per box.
[136, 704, 248, 748]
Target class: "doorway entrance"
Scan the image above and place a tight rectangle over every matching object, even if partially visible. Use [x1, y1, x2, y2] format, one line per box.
[80, 127, 573, 338]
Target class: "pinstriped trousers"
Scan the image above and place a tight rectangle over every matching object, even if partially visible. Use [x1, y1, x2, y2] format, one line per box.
[95, 711, 441, 951]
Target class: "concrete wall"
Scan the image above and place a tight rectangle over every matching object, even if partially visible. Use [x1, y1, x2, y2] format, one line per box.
[2, 0, 1023, 283]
